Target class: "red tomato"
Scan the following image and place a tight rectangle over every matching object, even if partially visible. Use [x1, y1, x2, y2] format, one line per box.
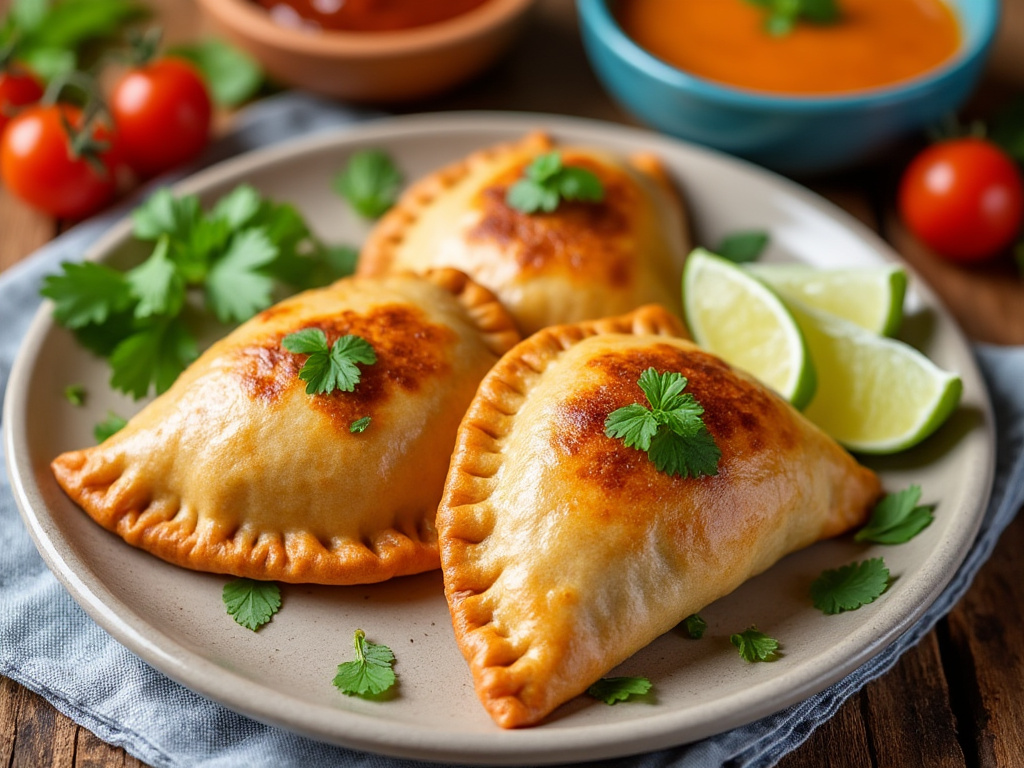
[898, 137, 1024, 263]
[110, 58, 212, 178]
[0, 68, 44, 136]
[1, 104, 122, 219]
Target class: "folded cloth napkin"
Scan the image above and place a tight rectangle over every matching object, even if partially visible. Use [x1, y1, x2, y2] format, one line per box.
[2, 92, 1023, 768]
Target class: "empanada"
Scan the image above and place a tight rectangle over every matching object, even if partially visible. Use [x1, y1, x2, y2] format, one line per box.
[437, 305, 882, 727]
[52, 269, 519, 584]
[358, 132, 689, 336]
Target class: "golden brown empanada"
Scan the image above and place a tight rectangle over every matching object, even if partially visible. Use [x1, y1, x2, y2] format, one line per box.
[52, 269, 519, 585]
[358, 132, 689, 336]
[438, 305, 882, 728]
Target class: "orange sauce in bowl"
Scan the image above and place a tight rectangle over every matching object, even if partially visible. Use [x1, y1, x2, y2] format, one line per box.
[615, 0, 961, 95]
[257, 0, 492, 32]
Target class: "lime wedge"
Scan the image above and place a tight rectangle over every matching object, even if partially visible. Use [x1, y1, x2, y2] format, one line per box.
[683, 248, 816, 409]
[788, 302, 962, 454]
[746, 263, 907, 336]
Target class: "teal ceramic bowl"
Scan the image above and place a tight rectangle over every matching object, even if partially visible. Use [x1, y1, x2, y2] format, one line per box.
[578, 0, 998, 175]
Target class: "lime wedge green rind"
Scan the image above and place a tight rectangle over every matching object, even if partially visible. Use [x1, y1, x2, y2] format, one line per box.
[788, 302, 962, 454]
[683, 248, 816, 410]
[746, 263, 908, 337]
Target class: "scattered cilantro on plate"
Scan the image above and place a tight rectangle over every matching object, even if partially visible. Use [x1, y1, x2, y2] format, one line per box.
[811, 557, 890, 615]
[333, 629, 396, 697]
[855, 485, 934, 544]
[683, 613, 707, 639]
[333, 149, 403, 219]
[587, 676, 652, 705]
[730, 627, 780, 662]
[93, 411, 126, 443]
[222, 578, 281, 631]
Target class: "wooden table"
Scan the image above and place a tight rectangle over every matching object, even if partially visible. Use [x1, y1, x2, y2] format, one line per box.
[3, 1, 1024, 766]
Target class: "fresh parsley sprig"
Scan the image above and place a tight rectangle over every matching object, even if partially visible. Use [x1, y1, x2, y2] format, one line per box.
[282, 329, 376, 396]
[587, 676, 652, 705]
[334, 149, 403, 220]
[730, 627, 780, 662]
[505, 151, 605, 214]
[744, 0, 840, 37]
[333, 629, 397, 697]
[810, 557, 889, 615]
[604, 368, 721, 478]
[855, 485, 934, 545]
[222, 578, 281, 631]
[40, 185, 357, 400]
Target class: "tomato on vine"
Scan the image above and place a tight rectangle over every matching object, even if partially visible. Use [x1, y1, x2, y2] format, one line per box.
[110, 56, 211, 178]
[0, 67, 44, 137]
[898, 137, 1024, 264]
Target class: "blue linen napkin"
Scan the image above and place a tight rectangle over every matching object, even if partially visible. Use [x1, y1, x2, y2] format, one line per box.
[2, 91, 1023, 768]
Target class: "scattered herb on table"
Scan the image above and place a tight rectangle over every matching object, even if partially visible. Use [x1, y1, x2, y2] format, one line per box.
[730, 627, 780, 662]
[349, 416, 371, 433]
[810, 557, 889, 615]
[93, 411, 126, 443]
[604, 367, 721, 478]
[715, 230, 770, 263]
[333, 149, 403, 219]
[587, 676, 652, 705]
[505, 151, 605, 214]
[744, 0, 840, 37]
[333, 629, 396, 697]
[282, 329, 376, 396]
[683, 613, 707, 639]
[855, 485, 933, 545]
[222, 578, 281, 631]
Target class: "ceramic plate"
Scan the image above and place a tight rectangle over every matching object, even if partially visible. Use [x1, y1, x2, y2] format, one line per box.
[3, 114, 995, 765]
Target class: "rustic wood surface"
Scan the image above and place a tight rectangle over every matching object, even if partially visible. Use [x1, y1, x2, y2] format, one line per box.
[2, 0, 1024, 766]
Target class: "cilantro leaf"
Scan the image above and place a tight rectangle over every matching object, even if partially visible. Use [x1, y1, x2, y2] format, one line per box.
[683, 613, 707, 639]
[211, 184, 262, 229]
[744, 0, 840, 36]
[730, 627, 780, 662]
[854, 485, 934, 545]
[126, 236, 186, 319]
[811, 558, 890, 615]
[505, 152, 605, 214]
[282, 330, 377, 395]
[40, 261, 134, 329]
[132, 188, 201, 241]
[63, 384, 86, 407]
[604, 368, 721, 478]
[109, 319, 198, 398]
[222, 578, 281, 631]
[94, 411, 126, 443]
[587, 676, 652, 705]
[333, 149, 403, 219]
[350, 416, 371, 434]
[333, 629, 396, 697]
[716, 231, 770, 264]
[205, 228, 278, 323]
[168, 39, 264, 108]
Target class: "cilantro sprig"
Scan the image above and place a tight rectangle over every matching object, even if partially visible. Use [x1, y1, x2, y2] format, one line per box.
[604, 368, 721, 478]
[683, 613, 707, 640]
[334, 149, 403, 220]
[333, 629, 397, 697]
[40, 185, 357, 400]
[222, 578, 281, 631]
[744, 0, 840, 36]
[716, 230, 770, 264]
[93, 411, 126, 443]
[505, 151, 605, 214]
[587, 676, 652, 705]
[855, 485, 933, 545]
[810, 557, 890, 615]
[282, 329, 376, 395]
[730, 627, 780, 662]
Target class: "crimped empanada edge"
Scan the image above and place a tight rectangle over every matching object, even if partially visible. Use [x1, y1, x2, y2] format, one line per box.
[419, 267, 522, 359]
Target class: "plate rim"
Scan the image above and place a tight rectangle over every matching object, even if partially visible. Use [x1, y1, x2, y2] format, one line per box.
[2, 111, 997, 765]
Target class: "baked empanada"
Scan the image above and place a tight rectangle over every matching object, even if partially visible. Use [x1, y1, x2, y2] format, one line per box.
[52, 269, 519, 584]
[358, 132, 689, 336]
[438, 306, 882, 728]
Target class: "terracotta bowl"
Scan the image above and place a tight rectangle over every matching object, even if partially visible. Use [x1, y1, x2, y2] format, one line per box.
[194, 0, 537, 103]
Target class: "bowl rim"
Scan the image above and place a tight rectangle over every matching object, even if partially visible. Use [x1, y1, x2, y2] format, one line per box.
[194, 0, 535, 57]
[579, 0, 1000, 110]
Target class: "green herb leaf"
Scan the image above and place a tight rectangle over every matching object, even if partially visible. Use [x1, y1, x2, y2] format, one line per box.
[282, 330, 377, 395]
[333, 629, 396, 697]
[744, 0, 840, 36]
[211, 184, 262, 229]
[63, 384, 86, 407]
[204, 228, 278, 323]
[587, 676, 652, 705]
[505, 152, 605, 214]
[126, 236, 186, 319]
[93, 411, 126, 443]
[168, 38, 263, 108]
[855, 485, 933, 545]
[811, 558, 890, 615]
[716, 231, 770, 263]
[730, 627, 780, 662]
[108, 319, 198, 398]
[350, 416, 371, 433]
[222, 578, 281, 631]
[132, 189, 201, 242]
[333, 149, 403, 219]
[605, 367, 721, 478]
[40, 261, 134, 329]
[683, 613, 707, 639]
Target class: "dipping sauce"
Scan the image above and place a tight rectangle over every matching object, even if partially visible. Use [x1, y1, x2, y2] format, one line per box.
[615, 0, 961, 95]
[256, 0, 492, 33]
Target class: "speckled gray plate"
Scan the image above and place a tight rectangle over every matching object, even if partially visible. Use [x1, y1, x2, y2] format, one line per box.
[3, 113, 995, 765]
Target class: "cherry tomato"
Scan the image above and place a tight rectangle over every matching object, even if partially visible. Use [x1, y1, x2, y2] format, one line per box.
[0, 67, 44, 137]
[1, 103, 122, 219]
[110, 57, 211, 178]
[898, 137, 1024, 264]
